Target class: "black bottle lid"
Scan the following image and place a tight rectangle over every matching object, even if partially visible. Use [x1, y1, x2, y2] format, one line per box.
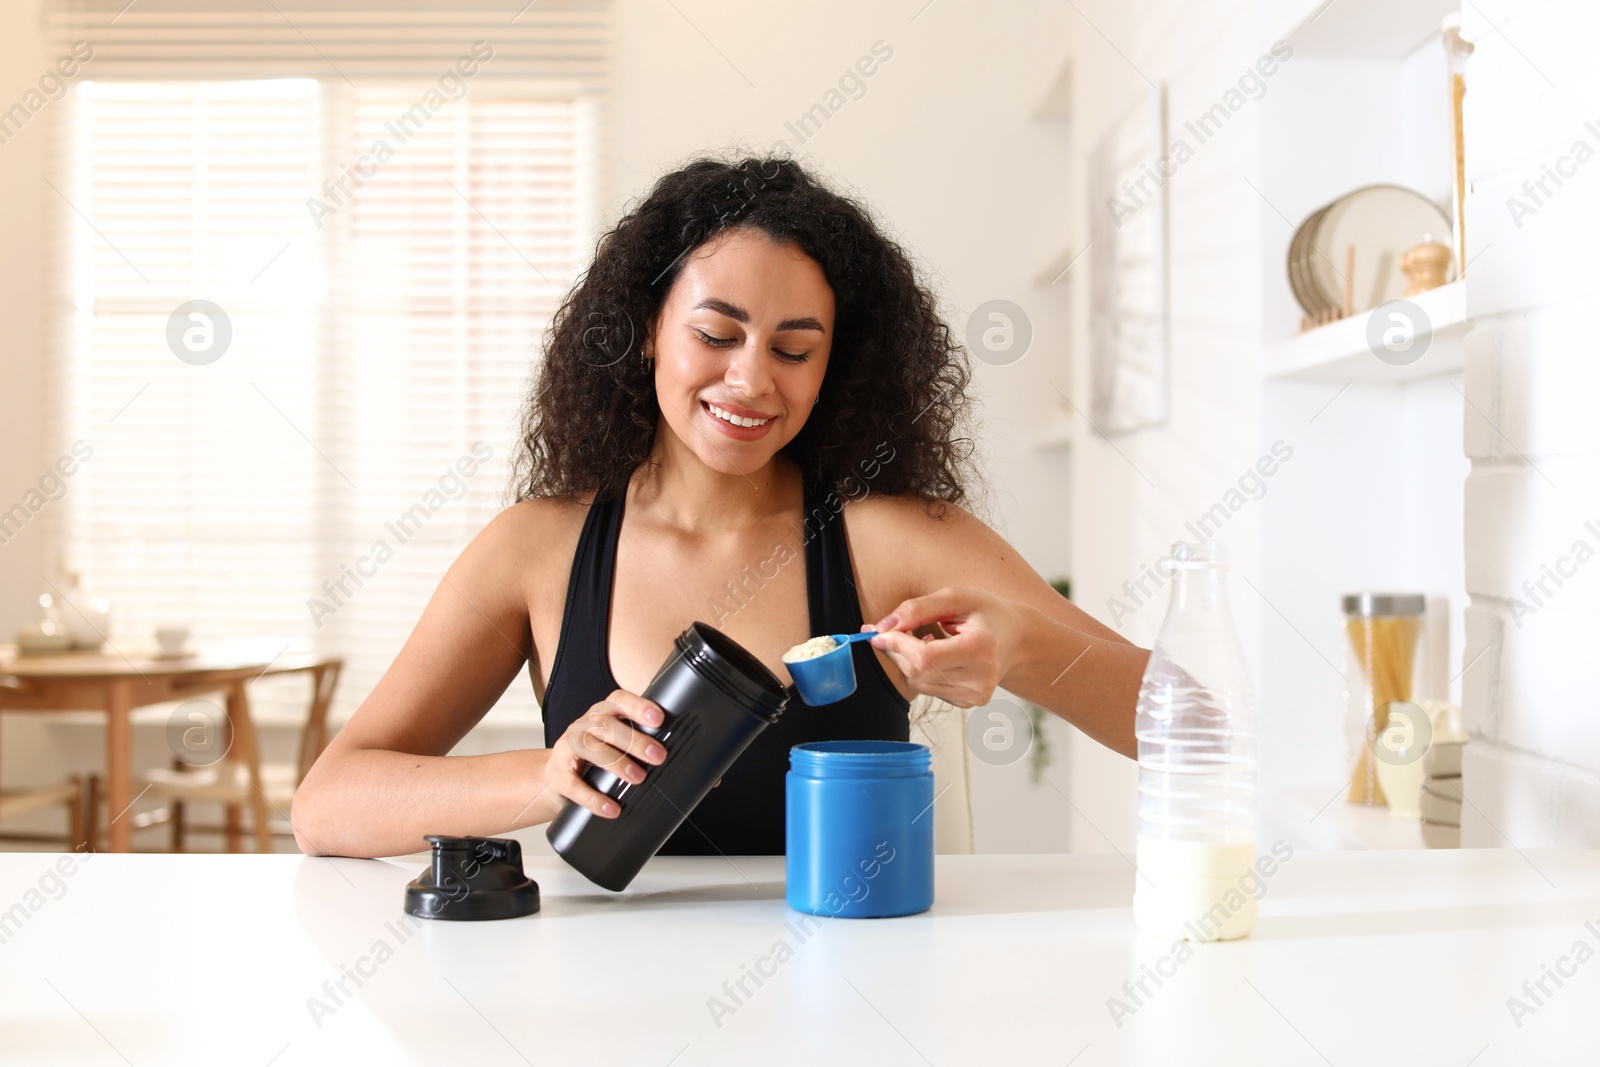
[404, 835, 540, 921]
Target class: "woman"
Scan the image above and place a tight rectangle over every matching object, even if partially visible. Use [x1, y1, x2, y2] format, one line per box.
[292, 157, 1146, 859]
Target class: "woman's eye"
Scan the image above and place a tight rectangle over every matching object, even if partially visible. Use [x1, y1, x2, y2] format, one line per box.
[696, 329, 808, 363]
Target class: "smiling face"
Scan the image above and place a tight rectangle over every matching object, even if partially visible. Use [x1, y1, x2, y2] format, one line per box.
[647, 227, 834, 477]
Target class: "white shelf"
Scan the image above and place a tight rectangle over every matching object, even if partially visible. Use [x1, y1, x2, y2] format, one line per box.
[1265, 280, 1467, 383]
[1265, 0, 1459, 59]
[1265, 784, 1429, 850]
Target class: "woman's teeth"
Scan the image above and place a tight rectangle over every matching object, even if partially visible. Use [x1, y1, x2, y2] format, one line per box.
[705, 402, 773, 428]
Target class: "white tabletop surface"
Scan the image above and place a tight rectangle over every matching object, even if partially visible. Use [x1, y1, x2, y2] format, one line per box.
[2, 847, 1598, 1065]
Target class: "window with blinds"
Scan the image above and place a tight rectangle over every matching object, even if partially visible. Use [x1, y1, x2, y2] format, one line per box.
[52, 74, 598, 727]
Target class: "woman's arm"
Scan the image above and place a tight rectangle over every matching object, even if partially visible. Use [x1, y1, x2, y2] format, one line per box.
[291, 506, 562, 858]
[861, 500, 1146, 759]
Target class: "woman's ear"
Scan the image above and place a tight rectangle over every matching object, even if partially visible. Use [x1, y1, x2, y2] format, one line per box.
[640, 316, 656, 363]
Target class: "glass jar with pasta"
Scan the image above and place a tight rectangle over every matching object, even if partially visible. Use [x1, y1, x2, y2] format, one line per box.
[1342, 593, 1426, 806]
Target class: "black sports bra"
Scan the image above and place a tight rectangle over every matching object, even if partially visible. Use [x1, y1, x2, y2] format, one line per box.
[539, 476, 910, 855]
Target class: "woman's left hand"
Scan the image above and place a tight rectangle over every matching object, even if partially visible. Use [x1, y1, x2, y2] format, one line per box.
[866, 587, 1027, 708]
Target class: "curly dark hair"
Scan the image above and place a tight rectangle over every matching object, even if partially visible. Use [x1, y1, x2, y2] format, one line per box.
[511, 155, 977, 508]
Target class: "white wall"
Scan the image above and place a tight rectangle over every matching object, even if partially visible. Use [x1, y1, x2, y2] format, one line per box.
[0, 0, 50, 639]
[0, 0, 63, 827]
[1458, 0, 1600, 846]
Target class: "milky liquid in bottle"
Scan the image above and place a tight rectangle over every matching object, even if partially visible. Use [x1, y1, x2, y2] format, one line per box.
[1133, 542, 1259, 942]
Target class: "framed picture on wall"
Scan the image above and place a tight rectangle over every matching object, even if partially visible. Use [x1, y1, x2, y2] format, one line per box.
[1087, 83, 1170, 435]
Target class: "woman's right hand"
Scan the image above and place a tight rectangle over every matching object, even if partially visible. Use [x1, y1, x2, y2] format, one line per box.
[542, 689, 668, 819]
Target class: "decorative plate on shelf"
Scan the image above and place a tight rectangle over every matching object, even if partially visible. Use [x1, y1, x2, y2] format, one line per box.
[1290, 185, 1454, 318]
[1288, 203, 1333, 317]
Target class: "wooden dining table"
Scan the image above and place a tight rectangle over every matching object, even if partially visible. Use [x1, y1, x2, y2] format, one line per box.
[0, 641, 338, 852]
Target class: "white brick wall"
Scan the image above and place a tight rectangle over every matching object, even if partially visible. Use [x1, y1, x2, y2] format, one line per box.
[1461, 0, 1600, 847]
[1463, 601, 1600, 772]
[1463, 295, 1600, 458]
[1461, 742, 1600, 850]
[1462, 460, 1600, 608]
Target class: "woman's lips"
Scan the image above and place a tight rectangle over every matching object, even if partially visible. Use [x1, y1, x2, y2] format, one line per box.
[701, 399, 775, 441]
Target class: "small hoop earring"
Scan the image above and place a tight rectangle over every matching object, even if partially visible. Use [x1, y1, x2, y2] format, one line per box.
[812, 395, 820, 405]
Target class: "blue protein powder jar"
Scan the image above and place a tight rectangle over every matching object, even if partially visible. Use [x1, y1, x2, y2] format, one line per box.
[785, 741, 934, 918]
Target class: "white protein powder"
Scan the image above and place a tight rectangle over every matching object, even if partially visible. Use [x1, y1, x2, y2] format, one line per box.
[782, 636, 840, 663]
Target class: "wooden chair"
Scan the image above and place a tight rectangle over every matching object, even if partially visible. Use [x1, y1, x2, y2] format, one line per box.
[133, 658, 342, 853]
[0, 681, 97, 851]
[0, 777, 93, 851]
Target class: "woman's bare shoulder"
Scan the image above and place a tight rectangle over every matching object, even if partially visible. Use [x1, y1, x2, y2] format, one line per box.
[458, 494, 594, 585]
[486, 491, 593, 547]
[486, 493, 592, 536]
[448, 495, 596, 662]
[844, 491, 976, 537]
[839, 492, 982, 605]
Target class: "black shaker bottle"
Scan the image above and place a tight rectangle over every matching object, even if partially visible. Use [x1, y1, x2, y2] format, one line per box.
[546, 622, 788, 891]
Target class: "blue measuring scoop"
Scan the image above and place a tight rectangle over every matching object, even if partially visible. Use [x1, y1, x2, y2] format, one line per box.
[784, 631, 879, 706]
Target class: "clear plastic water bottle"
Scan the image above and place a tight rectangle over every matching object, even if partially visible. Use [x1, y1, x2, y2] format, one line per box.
[1133, 542, 1259, 941]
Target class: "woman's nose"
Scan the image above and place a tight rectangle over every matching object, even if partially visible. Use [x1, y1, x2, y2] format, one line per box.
[724, 338, 775, 397]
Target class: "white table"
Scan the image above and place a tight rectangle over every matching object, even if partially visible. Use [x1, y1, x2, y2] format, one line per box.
[2, 848, 1597, 1065]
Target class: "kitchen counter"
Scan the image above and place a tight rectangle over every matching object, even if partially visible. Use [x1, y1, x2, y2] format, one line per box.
[1, 847, 1597, 1065]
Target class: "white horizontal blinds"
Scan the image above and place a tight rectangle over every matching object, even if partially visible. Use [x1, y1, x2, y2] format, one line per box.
[57, 73, 598, 726]
[61, 80, 325, 666]
[45, 0, 613, 85]
[313, 86, 588, 725]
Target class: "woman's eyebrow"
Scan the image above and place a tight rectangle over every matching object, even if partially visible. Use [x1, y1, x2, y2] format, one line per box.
[694, 297, 749, 322]
[693, 298, 825, 333]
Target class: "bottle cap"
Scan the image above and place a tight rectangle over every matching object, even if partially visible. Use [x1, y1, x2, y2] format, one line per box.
[1342, 592, 1425, 617]
[1167, 541, 1228, 567]
[404, 835, 540, 921]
